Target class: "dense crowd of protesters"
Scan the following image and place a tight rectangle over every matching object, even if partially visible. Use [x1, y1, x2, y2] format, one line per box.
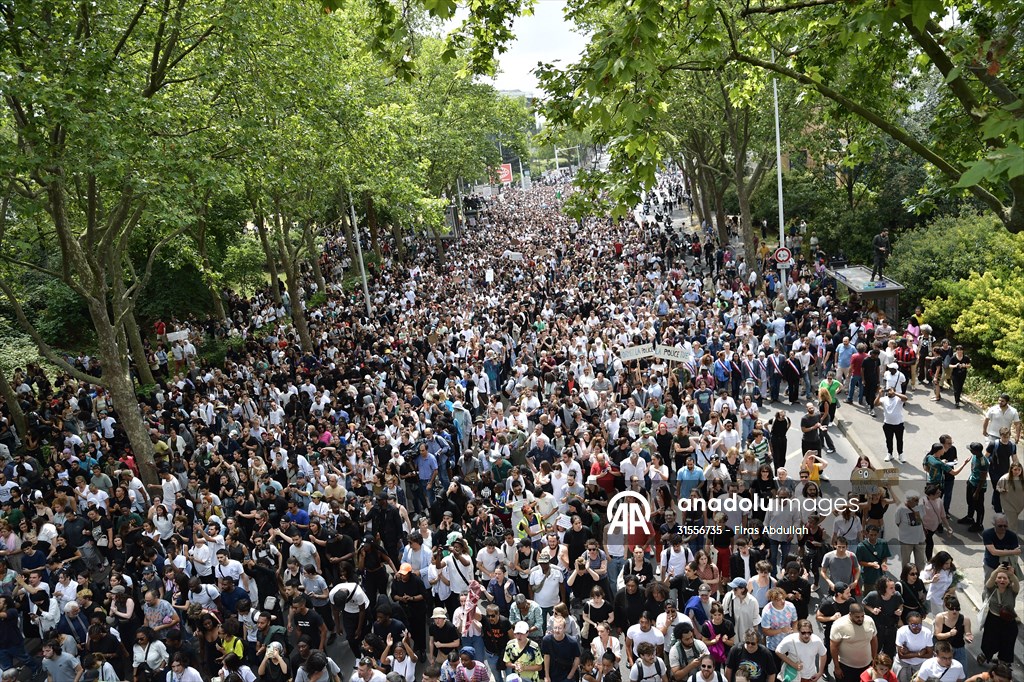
[0, 178, 1020, 682]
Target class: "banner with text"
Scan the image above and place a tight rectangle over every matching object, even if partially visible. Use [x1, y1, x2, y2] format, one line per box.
[619, 343, 655, 361]
[655, 346, 690, 362]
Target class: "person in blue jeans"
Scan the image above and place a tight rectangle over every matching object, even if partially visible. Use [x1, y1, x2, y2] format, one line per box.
[481, 605, 513, 682]
[541, 617, 581, 682]
[415, 445, 439, 510]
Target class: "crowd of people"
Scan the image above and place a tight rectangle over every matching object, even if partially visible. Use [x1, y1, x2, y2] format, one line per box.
[0, 178, 1020, 682]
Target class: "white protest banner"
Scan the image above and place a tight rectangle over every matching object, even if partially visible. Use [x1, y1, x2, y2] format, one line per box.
[485, 269, 494, 283]
[655, 346, 689, 362]
[619, 343, 655, 362]
[166, 330, 190, 343]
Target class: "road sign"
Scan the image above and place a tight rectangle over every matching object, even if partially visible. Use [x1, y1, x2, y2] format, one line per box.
[774, 247, 792, 264]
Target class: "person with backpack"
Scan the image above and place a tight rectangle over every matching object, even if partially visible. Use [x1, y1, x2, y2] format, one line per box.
[329, 579, 370, 661]
[669, 623, 709, 682]
[775, 620, 826, 682]
[630, 642, 669, 682]
[504, 620, 543, 682]
[686, 655, 727, 682]
[254, 611, 288, 661]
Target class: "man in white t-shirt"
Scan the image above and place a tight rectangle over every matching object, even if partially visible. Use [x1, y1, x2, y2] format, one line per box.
[331, 581, 370, 654]
[351, 657, 388, 682]
[621, 448, 648, 484]
[776, 622, 826, 682]
[529, 552, 563, 621]
[629, 642, 668, 682]
[626, 613, 667, 664]
[894, 613, 933, 682]
[189, 536, 213, 578]
[912, 643, 964, 682]
[875, 387, 908, 463]
[444, 540, 474, 596]
[983, 394, 1022, 445]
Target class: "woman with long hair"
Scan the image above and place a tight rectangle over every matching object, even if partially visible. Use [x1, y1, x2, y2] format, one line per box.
[897, 563, 928, 622]
[920, 551, 956, 613]
[133, 626, 169, 682]
[978, 566, 1021, 666]
[816, 386, 837, 453]
[694, 548, 720, 595]
[995, 461, 1024, 532]
[932, 594, 973, 669]
[920, 485, 952, 561]
[766, 410, 790, 472]
[858, 653, 896, 682]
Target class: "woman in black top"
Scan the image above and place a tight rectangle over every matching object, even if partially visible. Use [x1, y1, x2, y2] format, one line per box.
[897, 563, 929, 622]
[749, 466, 778, 523]
[644, 581, 671, 620]
[932, 594, 971, 668]
[861, 488, 895, 538]
[613, 575, 646, 631]
[623, 545, 655, 587]
[766, 411, 790, 472]
[581, 586, 614, 639]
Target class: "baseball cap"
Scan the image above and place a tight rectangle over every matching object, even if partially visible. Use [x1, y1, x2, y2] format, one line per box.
[514, 621, 530, 635]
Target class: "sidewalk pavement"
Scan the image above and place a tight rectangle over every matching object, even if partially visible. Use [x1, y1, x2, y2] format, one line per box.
[835, 383, 1024, 678]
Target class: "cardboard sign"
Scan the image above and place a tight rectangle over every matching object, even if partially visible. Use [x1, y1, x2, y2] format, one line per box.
[851, 466, 900, 493]
[619, 343, 655, 361]
[851, 466, 876, 493]
[655, 346, 689, 362]
[166, 330, 190, 342]
[876, 467, 901, 486]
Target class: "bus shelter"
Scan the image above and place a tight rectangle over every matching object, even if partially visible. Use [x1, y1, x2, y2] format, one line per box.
[824, 265, 905, 322]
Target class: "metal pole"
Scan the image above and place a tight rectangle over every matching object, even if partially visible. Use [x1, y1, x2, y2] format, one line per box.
[517, 157, 525, 190]
[772, 51, 786, 250]
[347, 190, 373, 318]
[772, 50, 789, 289]
[554, 147, 561, 173]
[455, 177, 465, 236]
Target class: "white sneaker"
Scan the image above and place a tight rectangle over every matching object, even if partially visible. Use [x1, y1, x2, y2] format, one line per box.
[884, 453, 893, 462]
[898, 454, 906, 463]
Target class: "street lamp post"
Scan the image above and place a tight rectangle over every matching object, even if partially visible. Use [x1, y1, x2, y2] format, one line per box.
[347, 190, 373, 318]
[772, 49, 788, 284]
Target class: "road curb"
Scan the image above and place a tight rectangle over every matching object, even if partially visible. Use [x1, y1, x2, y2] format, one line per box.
[835, 416, 1024, 674]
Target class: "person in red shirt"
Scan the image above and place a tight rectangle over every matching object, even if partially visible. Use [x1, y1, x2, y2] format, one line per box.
[846, 343, 868, 406]
[894, 336, 918, 390]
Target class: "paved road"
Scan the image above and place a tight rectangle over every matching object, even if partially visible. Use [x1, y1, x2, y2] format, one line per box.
[834, 384, 1024, 679]
[686, 203, 1024, 679]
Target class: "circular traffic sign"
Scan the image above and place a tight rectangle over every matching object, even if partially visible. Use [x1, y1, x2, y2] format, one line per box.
[774, 246, 792, 263]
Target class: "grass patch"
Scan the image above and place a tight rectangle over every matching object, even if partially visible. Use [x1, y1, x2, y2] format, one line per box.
[964, 373, 1007, 408]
